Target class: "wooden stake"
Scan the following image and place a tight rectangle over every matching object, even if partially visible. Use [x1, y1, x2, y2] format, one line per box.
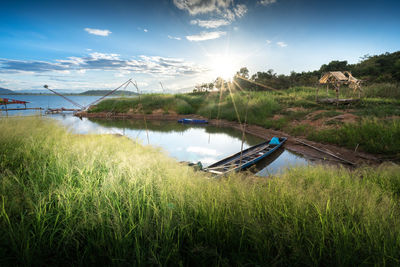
[295, 139, 356, 166]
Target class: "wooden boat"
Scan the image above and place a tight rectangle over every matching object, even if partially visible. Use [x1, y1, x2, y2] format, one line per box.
[203, 137, 287, 175]
[178, 118, 208, 124]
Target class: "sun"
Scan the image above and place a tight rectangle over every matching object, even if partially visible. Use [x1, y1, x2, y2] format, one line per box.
[210, 54, 239, 80]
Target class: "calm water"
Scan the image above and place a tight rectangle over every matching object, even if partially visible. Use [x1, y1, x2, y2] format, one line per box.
[0, 94, 102, 116]
[1, 94, 309, 176]
[53, 116, 309, 176]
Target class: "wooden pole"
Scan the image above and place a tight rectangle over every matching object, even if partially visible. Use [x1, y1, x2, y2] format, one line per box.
[295, 139, 356, 165]
[335, 83, 340, 107]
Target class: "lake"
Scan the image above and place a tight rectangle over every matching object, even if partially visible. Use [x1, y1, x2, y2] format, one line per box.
[1, 94, 309, 176]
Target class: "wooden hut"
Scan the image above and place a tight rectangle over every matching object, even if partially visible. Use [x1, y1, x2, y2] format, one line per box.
[317, 71, 362, 104]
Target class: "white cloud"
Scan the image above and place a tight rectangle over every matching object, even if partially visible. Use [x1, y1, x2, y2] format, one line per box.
[168, 35, 182, 40]
[277, 41, 288, 47]
[266, 40, 271, 44]
[57, 56, 85, 65]
[173, 0, 233, 15]
[0, 52, 208, 76]
[174, 0, 247, 31]
[223, 9, 235, 21]
[259, 0, 277, 6]
[115, 70, 131, 77]
[186, 31, 226, 41]
[84, 28, 112, 36]
[89, 52, 121, 60]
[234, 4, 247, 18]
[144, 29, 148, 32]
[187, 146, 220, 156]
[198, 157, 219, 165]
[55, 70, 71, 74]
[190, 19, 230, 28]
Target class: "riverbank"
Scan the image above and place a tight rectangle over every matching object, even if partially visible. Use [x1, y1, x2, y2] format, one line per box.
[76, 111, 380, 165]
[1, 117, 400, 265]
[80, 87, 400, 162]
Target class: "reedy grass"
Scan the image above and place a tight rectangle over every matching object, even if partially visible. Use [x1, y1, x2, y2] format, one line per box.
[308, 118, 400, 155]
[1, 117, 400, 265]
[363, 83, 400, 99]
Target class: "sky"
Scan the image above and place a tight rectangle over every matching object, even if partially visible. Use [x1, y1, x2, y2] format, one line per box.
[0, 0, 399, 92]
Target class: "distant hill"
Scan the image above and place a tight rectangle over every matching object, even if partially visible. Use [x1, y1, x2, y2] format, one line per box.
[0, 87, 15, 94]
[79, 90, 139, 96]
[16, 89, 77, 94]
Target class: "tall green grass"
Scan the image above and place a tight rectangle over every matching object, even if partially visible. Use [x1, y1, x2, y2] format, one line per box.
[363, 83, 400, 99]
[1, 117, 400, 265]
[309, 118, 400, 155]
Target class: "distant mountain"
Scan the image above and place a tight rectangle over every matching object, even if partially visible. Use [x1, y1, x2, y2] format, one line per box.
[15, 89, 77, 94]
[79, 90, 139, 96]
[0, 87, 15, 94]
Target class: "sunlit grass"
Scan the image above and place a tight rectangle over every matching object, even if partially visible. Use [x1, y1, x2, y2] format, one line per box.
[1, 117, 400, 265]
[87, 86, 400, 155]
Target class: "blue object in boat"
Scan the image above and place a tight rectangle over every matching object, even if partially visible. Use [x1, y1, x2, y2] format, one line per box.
[178, 118, 208, 124]
[269, 137, 280, 145]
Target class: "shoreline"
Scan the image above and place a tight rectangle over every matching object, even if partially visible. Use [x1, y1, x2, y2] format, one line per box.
[75, 111, 380, 165]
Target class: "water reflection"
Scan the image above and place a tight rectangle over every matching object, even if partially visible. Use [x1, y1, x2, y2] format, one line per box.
[52, 115, 309, 176]
[251, 148, 309, 176]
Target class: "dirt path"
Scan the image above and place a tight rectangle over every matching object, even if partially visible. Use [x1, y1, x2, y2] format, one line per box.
[76, 111, 380, 165]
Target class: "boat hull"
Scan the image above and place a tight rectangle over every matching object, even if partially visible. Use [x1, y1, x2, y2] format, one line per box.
[178, 118, 208, 124]
[204, 137, 287, 175]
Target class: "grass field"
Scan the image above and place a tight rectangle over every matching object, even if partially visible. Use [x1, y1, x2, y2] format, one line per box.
[1, 117, 400, 265]
[89, 86, 400, 156]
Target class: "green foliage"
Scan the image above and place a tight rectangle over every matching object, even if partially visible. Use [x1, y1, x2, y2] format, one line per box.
[319, 60, 349, 72]
[354, 98, 400, 117]
[363, 83, 400, 99]
[309, 118, 400, 155]
[1, 118, 400, 265]
[290, 124, 313, 136]
[175, 99, 194, 114]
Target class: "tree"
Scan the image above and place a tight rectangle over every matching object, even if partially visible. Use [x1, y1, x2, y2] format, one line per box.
[236, 67, 249, 79]
[194, 84, 202, 92]
[201, 83, 208, 92]
[319, 60, 348, 73]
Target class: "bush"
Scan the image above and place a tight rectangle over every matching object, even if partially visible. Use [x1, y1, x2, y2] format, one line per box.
[176, 99, 194, 114]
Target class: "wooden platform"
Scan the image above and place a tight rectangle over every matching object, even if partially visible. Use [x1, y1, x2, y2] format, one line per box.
[1, 107, 43, 111]
[46, 108, 82, 114]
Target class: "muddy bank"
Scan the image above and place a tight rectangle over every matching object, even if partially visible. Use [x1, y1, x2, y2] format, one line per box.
[75, 111, 380, 165]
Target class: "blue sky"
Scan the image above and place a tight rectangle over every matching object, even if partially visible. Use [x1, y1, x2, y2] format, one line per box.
[0, 0, 399, 92]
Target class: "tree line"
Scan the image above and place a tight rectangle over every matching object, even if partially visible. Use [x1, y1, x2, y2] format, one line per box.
[195, 51, 400, 92]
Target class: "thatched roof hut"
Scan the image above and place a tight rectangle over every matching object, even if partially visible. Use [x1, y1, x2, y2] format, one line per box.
[317, 71, 362, 104]
[319, 71, 360, 85]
